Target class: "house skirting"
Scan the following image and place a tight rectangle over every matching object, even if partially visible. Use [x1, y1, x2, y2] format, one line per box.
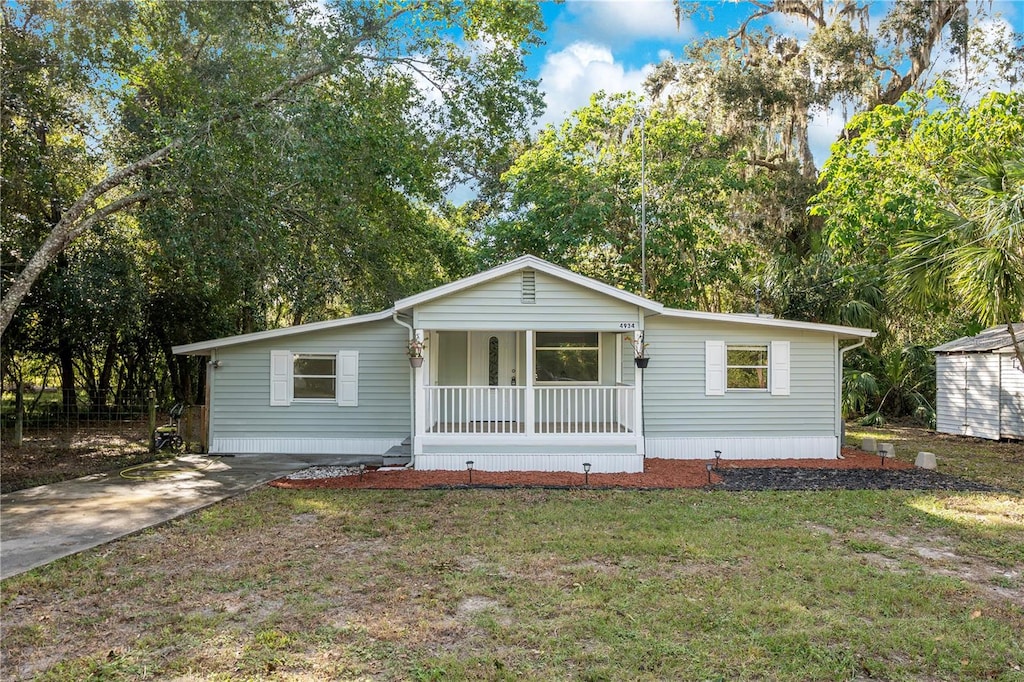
[645, 436, 839, 460]
[415, 452, 644, 473]
[211, 437, 402, 455]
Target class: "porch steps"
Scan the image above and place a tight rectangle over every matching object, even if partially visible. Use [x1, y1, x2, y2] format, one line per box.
[383, 441, 412, 466]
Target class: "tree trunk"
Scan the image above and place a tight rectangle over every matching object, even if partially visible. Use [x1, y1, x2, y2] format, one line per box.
[92, 334, 118, 409]
[195, 356, 207, 405]
[0, 57, 342, 336]
[58, 334, 77, 416]
[1006, 320, 1024, 376]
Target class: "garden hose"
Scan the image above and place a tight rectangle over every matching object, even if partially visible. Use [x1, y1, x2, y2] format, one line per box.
[119, 457, 213, 481]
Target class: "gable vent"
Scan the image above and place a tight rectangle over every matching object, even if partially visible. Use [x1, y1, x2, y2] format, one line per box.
[521, 270, 536, 304]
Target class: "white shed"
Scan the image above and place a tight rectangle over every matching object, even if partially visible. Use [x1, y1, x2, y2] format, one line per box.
[931, 324, 1024, 440]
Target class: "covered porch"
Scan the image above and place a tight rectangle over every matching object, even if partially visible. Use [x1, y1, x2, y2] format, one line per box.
[410, 328, 646, 472]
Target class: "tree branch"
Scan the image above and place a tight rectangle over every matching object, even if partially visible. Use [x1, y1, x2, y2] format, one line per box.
[64, 190, 163, 245]
[0, 2, 431, 336]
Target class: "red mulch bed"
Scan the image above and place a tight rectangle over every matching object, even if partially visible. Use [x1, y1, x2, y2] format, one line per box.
[269, 448, 912, 491]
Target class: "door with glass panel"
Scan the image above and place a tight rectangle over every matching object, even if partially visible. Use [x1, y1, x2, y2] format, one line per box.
[469, 331, 517, 424]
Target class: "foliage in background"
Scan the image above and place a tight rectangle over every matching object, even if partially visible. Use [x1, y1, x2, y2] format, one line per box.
[2, 0, 1022, 429]
[1, 0, 544, 404]
[479, 93, 749, 310]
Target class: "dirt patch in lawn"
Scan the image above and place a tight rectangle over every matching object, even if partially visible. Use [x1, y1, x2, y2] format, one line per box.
[0, 424, 166, 493]
[855, 529, 1024, 604]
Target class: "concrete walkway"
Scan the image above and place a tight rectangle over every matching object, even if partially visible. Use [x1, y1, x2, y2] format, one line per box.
[0, 454, 357, 580]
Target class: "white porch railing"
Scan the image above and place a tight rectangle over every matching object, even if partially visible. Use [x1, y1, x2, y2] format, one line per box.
[535, 386, 635, 434]
[425, 386, 525, 434]
[423, 385, 635, 435]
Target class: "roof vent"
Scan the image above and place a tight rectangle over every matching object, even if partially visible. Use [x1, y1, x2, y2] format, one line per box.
[521, 271, 536, 304]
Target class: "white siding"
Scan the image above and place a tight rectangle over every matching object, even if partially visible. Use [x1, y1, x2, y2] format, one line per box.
[416, 452, 643, 473]
[999, 355, 1024, 438]
[413, 271, 641, 331]
[209, 319, 410, 453]
[935, 355, 967, 436]
[212, 437, 400, 455]
[643, 317, 837, 440]
[646, 436, 837, 460]
[964, 355, 1001, 440]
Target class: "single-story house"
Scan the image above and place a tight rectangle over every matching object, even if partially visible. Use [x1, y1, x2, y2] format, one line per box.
[173, 255, 875, 472]
[931, 324, 1024, 440]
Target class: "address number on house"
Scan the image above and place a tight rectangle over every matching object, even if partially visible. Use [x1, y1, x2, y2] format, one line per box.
[618, 322, 637, 329]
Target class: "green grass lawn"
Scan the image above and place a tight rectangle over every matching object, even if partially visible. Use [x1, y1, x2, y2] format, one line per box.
[2, 427, 1022, 680]
[845, 423, 1024, 491]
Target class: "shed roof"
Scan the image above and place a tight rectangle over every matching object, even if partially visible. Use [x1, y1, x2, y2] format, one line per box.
[930, 323, 1024, 354]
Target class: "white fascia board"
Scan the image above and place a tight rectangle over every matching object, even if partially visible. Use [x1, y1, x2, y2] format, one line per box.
[172, 309, 395, 355]
[659, 308, 876, 338]
[393, 255, 663, 313]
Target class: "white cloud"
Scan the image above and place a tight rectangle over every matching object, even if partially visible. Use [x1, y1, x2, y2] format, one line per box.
[556, 0, 695, 46]
[808, 100, 852, 168]
[767, 11, 815, 40]
[537, 42, 653, 128]
[927, 16, 1021, 104]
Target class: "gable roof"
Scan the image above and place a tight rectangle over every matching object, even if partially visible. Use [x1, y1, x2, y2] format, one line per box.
[393, 254, 664, 313]
[931, 323, 1024, 354]
[173, 255, 877, 354]
[659, 308, 875, 339]
[172, 309, 395, 355]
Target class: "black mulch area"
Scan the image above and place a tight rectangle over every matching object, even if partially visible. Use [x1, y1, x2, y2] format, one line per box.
[714, 467, 1012, 492]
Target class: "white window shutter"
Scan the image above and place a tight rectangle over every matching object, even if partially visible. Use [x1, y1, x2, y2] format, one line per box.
[270, 350, 291, 406]
[337, 350, 359, 407]
[705, 340, 725, 396]
[771, 340, 791, 396]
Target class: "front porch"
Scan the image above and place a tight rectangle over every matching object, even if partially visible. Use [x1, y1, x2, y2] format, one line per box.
[424, 385, 636, 434]
[410, 328, 646, 472]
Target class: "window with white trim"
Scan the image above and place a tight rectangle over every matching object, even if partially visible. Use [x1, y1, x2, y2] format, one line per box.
[293, 354, 336, 400]
[270, 350, 359, 406]
[535, 332, 600, 383]
[727, 345, 769, 390]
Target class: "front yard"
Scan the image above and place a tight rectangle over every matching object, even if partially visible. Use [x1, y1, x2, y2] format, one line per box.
[1, 426, 1021, 680]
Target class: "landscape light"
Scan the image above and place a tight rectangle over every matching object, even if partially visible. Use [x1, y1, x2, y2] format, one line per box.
[583, 462, 592, 486]
[706, 462, 713, 485]
[466, 460, 474, 484]
[714, 450, 721, 469]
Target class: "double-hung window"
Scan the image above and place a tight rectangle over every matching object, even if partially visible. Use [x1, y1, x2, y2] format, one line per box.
[535, 332, 600, 383]
[292, 354, 337, 400]
[271, 350, 359, 406]
[706, 340, 790, 396]
[726, 345, 769, 390]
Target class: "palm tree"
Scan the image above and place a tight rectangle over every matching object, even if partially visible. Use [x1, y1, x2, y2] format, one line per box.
[894, 150, 1024, 369]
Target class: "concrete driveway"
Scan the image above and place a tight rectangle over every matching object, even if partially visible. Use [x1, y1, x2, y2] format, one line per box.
[0, 454, 357, 580]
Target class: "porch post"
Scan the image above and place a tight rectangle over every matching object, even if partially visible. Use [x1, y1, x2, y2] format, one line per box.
[525, 329, 535, 436]
[634, 327, 645, 456]
[413, 328, 426, 455]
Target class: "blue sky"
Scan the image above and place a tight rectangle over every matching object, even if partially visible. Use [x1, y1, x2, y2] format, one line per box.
[520, 0, 1023, 163]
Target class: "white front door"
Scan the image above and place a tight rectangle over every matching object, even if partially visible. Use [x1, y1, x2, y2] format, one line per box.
[469, 331, 516, 421]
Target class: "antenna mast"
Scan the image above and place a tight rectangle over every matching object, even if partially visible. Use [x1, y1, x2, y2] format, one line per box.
[640, 115, 647, 298]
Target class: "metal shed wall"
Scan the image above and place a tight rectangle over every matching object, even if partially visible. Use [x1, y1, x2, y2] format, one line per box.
[1000, 355, 1024, 438]
[935, 354, 1002, 440]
